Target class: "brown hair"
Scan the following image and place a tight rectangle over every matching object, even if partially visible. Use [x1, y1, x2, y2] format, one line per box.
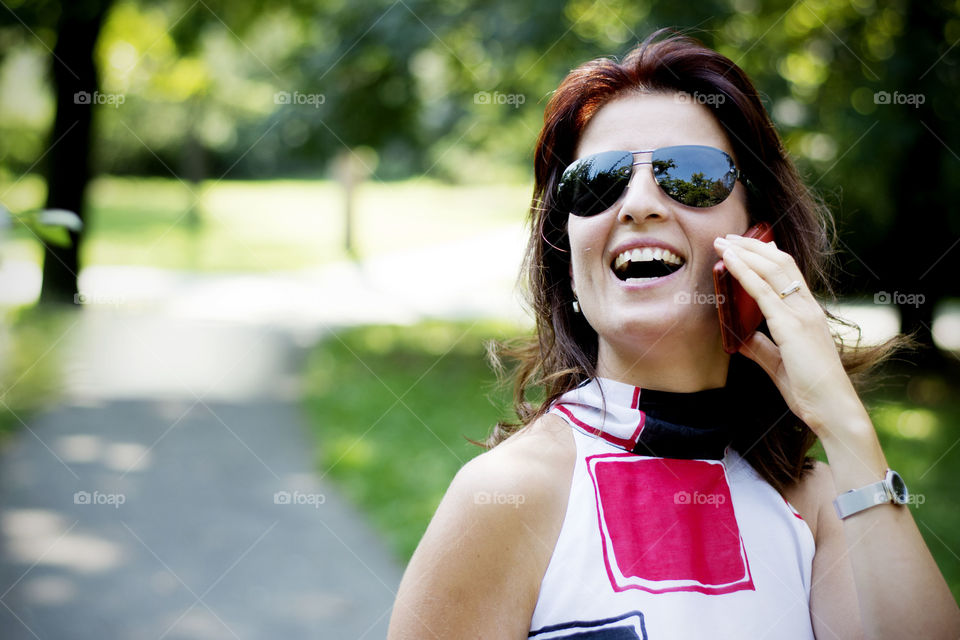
[485, 29, 906, 492]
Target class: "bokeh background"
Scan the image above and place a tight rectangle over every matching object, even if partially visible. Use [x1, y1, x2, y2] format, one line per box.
[1, 0, 959, 637]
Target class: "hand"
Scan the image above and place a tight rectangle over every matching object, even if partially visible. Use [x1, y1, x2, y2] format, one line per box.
[712, 234, 865, 439]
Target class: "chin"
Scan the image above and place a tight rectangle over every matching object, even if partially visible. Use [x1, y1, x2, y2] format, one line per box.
[597, 308, 698, 344]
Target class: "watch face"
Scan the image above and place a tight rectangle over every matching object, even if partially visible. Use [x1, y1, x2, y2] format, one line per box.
[888, 471, 909, 504]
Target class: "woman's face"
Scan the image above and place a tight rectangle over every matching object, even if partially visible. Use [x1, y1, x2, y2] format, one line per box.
[567, 92, 750, 378]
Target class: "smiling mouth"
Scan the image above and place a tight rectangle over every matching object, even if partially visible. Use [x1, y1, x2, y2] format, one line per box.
[612, 247, 686, 282]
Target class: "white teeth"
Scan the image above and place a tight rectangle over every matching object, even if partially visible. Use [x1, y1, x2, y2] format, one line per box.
[613, 246, 685, 270]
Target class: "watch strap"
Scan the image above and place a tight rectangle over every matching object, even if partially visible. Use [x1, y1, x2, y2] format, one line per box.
[833, 480, 890, 520]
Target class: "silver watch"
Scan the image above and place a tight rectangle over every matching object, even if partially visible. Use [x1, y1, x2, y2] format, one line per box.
[833, 469, 909, 519]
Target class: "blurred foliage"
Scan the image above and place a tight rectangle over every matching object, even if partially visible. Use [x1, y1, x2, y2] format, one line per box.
[1, 204, 83, 248]
[1, 1, 958, 304]
[0, 0, 953, 184]
[302, 320, 960, 601]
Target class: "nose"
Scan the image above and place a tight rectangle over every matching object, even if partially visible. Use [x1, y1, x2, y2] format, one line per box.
[617, 161, 671, 225]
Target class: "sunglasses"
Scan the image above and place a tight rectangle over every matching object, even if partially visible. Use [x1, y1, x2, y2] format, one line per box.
[556, 145, 748, 217]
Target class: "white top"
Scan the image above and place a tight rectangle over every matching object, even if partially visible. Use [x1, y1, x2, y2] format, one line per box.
[529, 378, 816, 639]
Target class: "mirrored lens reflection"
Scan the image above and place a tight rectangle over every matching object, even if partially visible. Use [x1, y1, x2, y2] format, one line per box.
[652, 146, 737, 208]
[558, 146, 740, 216]
[560, 150, 633, 216]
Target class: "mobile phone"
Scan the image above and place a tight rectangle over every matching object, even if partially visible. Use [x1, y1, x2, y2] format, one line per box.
[712, 221, 774, 354]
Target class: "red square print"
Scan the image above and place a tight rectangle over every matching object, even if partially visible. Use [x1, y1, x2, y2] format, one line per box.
[586, 453, 754, 595]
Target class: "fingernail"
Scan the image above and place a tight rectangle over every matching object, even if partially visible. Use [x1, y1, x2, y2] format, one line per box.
[714, 237, 730, 248]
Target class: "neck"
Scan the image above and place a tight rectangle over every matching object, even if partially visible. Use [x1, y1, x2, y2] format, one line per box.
[595, 327, 730, 392]
[550, 376, 737, 460]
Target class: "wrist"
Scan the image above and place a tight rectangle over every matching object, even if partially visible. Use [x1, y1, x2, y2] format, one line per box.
[805, 390, 872, 441]
[819, 422, 889, 493]
[815, 406, 874, 447]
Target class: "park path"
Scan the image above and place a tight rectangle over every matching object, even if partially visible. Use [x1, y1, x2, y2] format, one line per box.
[0, 315, 406, 639]
[0, 224, 528, 639]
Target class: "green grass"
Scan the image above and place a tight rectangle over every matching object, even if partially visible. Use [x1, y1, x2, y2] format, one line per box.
[1, 175, 530, 272]
[301, 321, 521, 560]
[0, 306, 77, 442]
[302, 321, 960, 602]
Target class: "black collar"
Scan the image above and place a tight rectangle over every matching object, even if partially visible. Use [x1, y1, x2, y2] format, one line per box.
[631, 385, 735, 460]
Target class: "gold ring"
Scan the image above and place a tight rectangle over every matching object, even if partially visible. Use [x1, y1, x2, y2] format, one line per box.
[779, 280, 802, 298]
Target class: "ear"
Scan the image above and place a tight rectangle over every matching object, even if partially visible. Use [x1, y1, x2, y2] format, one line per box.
[569, 263, 576, 296]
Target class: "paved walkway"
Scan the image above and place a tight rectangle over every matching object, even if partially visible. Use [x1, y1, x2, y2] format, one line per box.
[0, 224, 531, 639]
[0, 317, 404, 639]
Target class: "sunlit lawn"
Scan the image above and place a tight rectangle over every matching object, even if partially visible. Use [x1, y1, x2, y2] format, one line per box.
[302, 321, 960, 603]
[1, 174, 530, 271]
[0, 306, 76, 441]
[302, 321, 518, 560]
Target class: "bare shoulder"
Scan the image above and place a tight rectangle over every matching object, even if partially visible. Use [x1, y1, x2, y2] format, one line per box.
[388, 413, 575, 639]
[451, 412, 575, 507]
[493, 411, 577, 472]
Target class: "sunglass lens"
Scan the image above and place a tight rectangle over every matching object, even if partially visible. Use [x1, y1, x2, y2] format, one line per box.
[558, 150, 633, 216]
[651, 146, 737, 207]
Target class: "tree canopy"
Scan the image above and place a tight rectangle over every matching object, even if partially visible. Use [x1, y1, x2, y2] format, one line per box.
[0, 0, 957, 346]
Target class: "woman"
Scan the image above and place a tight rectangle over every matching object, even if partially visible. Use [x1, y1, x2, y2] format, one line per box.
[388, 31, 960, 639]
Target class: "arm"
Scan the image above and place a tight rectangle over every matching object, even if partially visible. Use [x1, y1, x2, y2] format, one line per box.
[813, 406, 960, 639]
[799, 461, 865, 640]
[801, 449, 958, 639]
[715, 234, 960, 639]
[388, 420, 574, 639]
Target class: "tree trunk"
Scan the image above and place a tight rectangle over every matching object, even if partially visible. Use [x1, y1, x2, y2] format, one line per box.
[39, 0, 111, 305]
[886, 0, 953, 366]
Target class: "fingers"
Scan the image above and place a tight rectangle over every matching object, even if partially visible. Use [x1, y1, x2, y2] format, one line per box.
[712, 238, 782, 310]
[722, 233, 806, 286]
[713, 235, 814, 307]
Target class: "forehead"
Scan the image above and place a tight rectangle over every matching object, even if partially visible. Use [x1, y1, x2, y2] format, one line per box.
[575, 92, 734, 159]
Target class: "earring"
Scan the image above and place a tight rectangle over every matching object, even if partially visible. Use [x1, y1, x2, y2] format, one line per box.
[572, 300, 581, 313]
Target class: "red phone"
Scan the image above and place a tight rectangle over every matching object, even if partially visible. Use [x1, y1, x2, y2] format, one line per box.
[712, 221, 774, 354]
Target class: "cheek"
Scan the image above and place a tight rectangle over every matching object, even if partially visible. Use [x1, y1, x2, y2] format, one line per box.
[729, 192, 751, 232]
[569, 249, 592, 292]
[566, 217, 603, 272]
[700, 201, 750, 239]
